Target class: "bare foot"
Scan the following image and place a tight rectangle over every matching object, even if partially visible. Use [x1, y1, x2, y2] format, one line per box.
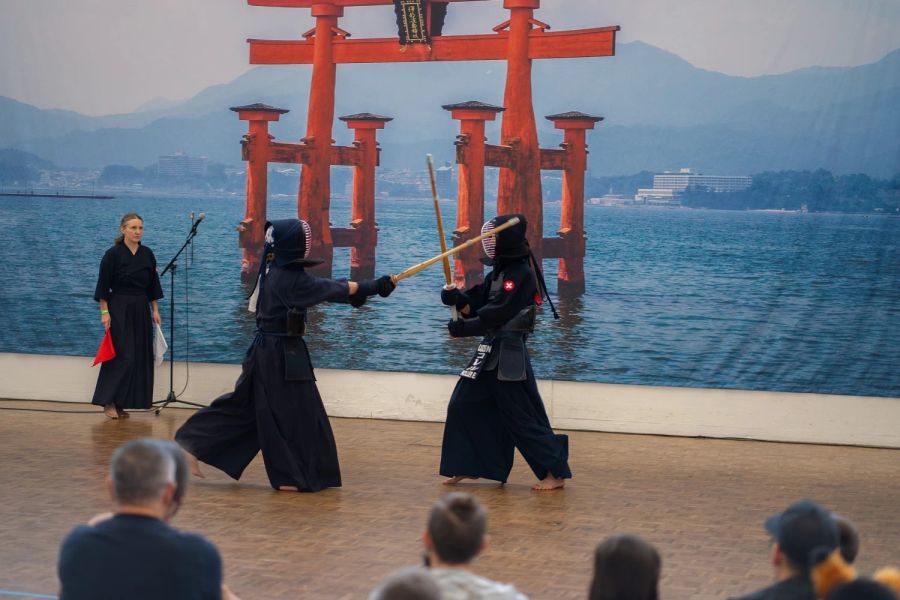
[443, 476, 480, 485]
[532, 475, 565, 491]
[103, 404, 119, 419]
[183, 450, 205, 479]
[116, 407, 130, 419]
[277, 485, 299, 492]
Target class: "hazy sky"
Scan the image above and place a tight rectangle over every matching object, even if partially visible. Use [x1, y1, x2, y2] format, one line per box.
[1, 0, 898, 115]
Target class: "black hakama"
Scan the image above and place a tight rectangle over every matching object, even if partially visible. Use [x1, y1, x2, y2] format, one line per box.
[439, 360, 571, 482]
[92, 244, 163, 410]
[175, 266, 348, 492]
[439, 258, 572, 483]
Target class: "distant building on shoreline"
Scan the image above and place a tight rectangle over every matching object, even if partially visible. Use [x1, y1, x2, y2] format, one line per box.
[158, 152, 208, 178]
[635, 168, 752, 206]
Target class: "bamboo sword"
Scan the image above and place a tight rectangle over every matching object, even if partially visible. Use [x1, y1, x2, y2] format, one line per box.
[392, 217, 520, 283]
[427, 154, 458, 320]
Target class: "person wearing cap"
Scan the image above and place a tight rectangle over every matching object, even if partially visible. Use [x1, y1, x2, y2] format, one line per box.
[732, 499, 840, 600]
[174, 219, 395, 492]
[438, 214, 571, 491]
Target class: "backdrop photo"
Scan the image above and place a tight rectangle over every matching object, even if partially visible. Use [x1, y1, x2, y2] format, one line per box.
[0, 0, 897, 398]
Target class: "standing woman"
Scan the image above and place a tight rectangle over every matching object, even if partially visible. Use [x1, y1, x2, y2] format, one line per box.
[93, 213, 163, 419]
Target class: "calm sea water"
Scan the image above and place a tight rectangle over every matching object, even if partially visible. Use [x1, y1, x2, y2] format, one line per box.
[0, 193, 897, 398]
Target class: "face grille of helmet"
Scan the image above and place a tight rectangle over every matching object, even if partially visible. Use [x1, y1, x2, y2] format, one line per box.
[481, 220, 497, 259]
[300, 220, 312, 258]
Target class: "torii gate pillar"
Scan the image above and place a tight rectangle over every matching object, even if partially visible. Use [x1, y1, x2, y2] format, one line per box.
[300, 3, 345, 277]
[545, 111, 603, 297]
[339, 113, 393, 280]
[444, 101, 505, 289]
[231, 103, 289, 284]
[498, 0, 543, 259]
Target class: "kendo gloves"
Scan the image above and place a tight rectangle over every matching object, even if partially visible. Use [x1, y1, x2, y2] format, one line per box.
[447, 316, 486, 338]
[350, 275, 396, 307]
[440, 286, 471, 310]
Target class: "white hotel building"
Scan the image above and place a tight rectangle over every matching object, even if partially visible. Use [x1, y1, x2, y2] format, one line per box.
[635, 168, 752, 205]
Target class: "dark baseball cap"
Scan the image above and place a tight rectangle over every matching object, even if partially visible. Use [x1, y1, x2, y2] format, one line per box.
[765, 500, 839, 567]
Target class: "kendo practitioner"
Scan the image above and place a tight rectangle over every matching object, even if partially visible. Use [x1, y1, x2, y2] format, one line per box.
[438, 214, 572, 491]
[175, 219, 395, 492]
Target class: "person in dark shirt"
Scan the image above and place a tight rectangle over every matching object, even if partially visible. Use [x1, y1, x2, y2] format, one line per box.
[828, 579, 899, 600]
[731, 499, 839, 600]
[92, 213, 164, 419]
[438, 214, 571, 491]
[58, 438, 224, 600]
[175, 218, 395, 492]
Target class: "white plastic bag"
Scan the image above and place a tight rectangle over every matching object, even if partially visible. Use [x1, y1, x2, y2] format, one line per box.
[154, 323, 168, 367]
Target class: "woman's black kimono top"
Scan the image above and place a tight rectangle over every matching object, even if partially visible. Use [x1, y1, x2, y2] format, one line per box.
[94, 244, 164, 302]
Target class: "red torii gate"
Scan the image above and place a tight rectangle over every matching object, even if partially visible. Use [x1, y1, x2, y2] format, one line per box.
[240, 0, 617, 294]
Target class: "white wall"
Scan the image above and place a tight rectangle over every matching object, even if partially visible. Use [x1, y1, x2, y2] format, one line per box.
[1, 352, 898, 448]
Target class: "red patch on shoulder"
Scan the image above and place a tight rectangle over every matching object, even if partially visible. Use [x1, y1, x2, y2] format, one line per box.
[503, 280, 516, 292]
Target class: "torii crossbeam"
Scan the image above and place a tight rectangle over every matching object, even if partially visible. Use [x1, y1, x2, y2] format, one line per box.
[244, 0, 617, 288]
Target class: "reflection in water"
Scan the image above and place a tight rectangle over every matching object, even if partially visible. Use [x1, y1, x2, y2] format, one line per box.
[536, 296, 596, 381]
[228, 284, 258, 356]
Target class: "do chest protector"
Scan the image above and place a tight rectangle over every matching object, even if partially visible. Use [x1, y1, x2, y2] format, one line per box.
[460, 274, 536, 382]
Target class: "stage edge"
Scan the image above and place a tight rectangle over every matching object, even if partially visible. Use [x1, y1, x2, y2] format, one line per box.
[1, 352, 897, 448]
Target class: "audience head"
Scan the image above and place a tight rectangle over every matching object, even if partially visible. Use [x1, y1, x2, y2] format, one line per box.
[826, 578, 899, 600]
[588, 533, 660, 600]
[109, 438, 177, 508]
[832, 513, 860, 564]
[424, 492, 487, 566]
[811, 549, 856, 599]
[765, 500, 838, 576]
[370, 567, 441, 600]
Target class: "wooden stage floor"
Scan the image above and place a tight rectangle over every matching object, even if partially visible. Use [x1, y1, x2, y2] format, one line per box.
[0, 400, 897, 600]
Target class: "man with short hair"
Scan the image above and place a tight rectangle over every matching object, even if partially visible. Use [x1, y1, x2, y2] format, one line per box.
[58, 438, 224, 600]
[423, 492, 528, 599]
[370, 566, 441, 600]
[732, 499, 840, 600]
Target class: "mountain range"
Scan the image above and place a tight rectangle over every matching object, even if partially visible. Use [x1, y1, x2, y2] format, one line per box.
[2, 41, 898, 177]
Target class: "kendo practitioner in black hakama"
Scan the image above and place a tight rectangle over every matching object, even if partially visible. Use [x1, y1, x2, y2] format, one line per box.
[92, 213, 164, 419]
[175, 219, 395, 492]
[438, 214, 572, 491]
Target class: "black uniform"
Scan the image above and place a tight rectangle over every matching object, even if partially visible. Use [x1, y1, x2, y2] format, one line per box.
[92, 243, 164, 410]
[175, 219, 392, 492]
[439, 215, 571, 483]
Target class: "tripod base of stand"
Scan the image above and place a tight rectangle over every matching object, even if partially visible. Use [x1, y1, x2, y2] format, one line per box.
[153, 391, 205, 415]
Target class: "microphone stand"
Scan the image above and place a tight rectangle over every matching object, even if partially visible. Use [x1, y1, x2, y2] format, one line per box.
[154, 215, 206, 415]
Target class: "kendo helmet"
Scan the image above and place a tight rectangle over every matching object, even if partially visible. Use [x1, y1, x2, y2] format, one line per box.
[481, 213, 529, 262]
[266, 218, 323, 267]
